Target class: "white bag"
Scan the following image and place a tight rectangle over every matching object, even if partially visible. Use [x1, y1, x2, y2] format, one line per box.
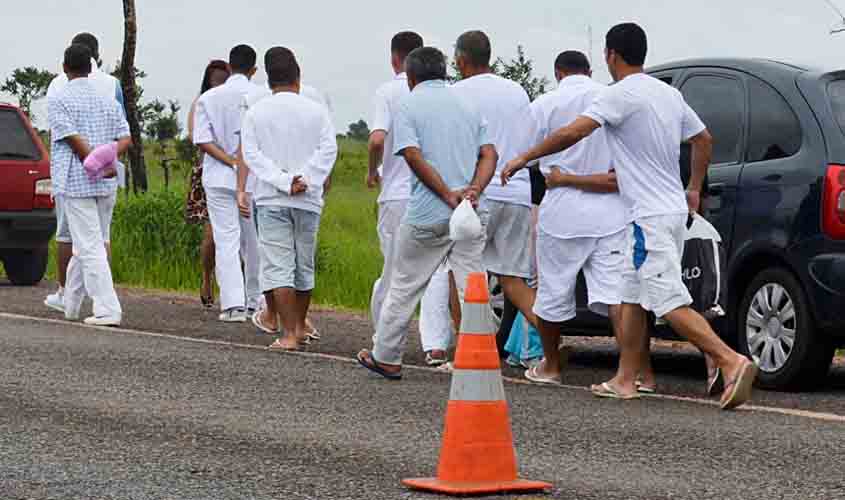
[449, 199, 483, 242]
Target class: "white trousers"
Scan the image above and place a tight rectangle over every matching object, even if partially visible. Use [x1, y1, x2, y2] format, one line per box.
[64, 196, 121, 319]
[371, 201, 452, 352]
[206, 187, 261, 311]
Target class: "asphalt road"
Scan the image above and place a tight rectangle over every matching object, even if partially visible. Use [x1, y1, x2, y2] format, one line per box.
[1, 283, 845, 499]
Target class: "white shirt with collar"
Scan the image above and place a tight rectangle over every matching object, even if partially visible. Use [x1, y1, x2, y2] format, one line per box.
[193, 73, 263, 191]
[46, 58, 123, 106]
[241, 82, 334, 193]
[370, 72, 412, 204]
[531, 74, 626, 239]
[241, 91, 338, 214]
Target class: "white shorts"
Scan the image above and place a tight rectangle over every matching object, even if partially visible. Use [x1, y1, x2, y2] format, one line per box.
[55, 193, 117, 244]
[621, 214, 693, 318]
[483, 200, 534, 279]
[532, 229, 625, 323]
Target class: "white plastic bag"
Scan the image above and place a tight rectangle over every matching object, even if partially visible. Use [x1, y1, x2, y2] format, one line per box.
[449, 199, 483, 241]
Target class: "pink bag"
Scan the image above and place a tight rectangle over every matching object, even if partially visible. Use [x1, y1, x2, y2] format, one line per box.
[83, 142, 118, 180]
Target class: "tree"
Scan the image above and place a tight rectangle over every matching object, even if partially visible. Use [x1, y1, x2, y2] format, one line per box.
[346, 119, 370, 141]
[119, 0, 148, 193]
[1, 67, 56, 118]
[450, 45, 550, 102]
[142, 99, 181, 142]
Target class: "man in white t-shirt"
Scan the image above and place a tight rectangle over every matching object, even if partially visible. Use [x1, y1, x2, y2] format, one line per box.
[366, 32, 453, 366]
[450, 31, 539, 331]
[503, 23, 756, 410]
[507, 51, 630, 386]
[44, 32, 125, 318]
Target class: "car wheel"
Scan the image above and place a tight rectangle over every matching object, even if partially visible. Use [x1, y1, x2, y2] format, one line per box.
[2, 247, 49, 286]
[737, 268, 833, 390]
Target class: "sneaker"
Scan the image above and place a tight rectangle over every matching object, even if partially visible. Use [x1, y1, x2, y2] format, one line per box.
[44, 289, 65, 314]
[219, 308, 247, 323]
[83, 315, 121, 327]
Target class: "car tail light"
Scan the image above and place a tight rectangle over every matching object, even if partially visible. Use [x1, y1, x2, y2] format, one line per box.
[33, 178, 54, 209]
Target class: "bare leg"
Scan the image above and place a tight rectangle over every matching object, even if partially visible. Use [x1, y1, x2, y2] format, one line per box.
[57, 241, 73, 288]
[295, 290, 312, 342]
[536, 317, 564, 378]
[604, 303, 648, 395]
[499, 275, 539, 329]
[271, 287, 299, 349]
[200, 222, 215, 300]
[662, 306, 748, 386]
[613, 302, 655, 388]
[260, 290, 278, 331]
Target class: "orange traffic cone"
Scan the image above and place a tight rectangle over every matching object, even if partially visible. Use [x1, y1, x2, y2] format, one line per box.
[403, 272, 552, 496]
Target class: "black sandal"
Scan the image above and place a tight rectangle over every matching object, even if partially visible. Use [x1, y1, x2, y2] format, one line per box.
[357, 350, 402, 380]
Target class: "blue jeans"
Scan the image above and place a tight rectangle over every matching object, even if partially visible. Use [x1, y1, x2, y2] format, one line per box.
[256, 206, 320, 292]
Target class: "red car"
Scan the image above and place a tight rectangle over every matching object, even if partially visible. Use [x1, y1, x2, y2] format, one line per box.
[0, 103, 55, 285]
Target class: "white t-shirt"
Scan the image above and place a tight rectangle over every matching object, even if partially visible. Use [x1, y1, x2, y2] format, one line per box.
[242, 83, 334, 193]
[370, 72, 412, 203]
[450, 73, 533, 207]
[583, 73, 706, 221]
[531, 75, 626, 239]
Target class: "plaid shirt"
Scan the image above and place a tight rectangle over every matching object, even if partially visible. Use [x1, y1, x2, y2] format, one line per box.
[49, 78, 130, 198]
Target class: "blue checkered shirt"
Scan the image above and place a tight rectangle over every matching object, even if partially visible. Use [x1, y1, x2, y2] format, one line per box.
[48, 78, 130, 198]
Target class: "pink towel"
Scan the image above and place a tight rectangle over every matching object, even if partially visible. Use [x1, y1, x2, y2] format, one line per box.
[83, 142, 118, 180]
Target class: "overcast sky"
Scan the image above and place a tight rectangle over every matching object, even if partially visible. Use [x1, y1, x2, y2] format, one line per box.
[3, 0, 845, 130]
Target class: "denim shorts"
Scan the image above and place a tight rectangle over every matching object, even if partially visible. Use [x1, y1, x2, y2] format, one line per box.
[256, 205, 320, 292]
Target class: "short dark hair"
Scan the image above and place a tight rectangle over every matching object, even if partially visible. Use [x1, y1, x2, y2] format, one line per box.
[64, 44, 93, 75]
[391, 31, 424, 62]
[264, 47, 301, 87]
[455, 30, 491, 67]
[229, 44, 257, 73]
[554, 51, 590, 73]
[605, 23, 647, 66]
[405, 47, 447, 83]
[71, 32, 99, 62]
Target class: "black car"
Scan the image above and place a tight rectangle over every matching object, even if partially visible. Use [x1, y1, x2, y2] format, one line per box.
[565, 58, 845, 390]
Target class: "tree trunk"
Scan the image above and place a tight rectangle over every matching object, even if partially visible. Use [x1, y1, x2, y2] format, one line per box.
[120, 0, 147, 193]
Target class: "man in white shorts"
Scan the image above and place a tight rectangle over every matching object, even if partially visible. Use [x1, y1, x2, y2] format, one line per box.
[45, 32, 124, 315]
[367, 31, 453, 366]
[504, 23, 757, 410]
[504, 51, 629, 386]
[450, 31, 538, 328]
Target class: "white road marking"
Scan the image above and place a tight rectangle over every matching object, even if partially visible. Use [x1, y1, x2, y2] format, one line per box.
[2, 311, 844, 423]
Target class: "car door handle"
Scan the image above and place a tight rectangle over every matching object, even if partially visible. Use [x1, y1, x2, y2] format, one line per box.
[763, 174, 782, 182]
[709, 183, 725, 195]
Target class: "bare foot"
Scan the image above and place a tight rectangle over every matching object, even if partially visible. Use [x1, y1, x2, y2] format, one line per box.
[268, 335, 299, 351]
[259, 309, 278, 332]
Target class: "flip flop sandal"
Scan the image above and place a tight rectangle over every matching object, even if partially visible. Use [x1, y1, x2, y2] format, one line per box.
[524, 365, 562, 386]
[252, 311, 279, 335]
[267, 338, 299, 352]
[305, 320, 321, 341]
[707, 367, 722, 396]
[591, 382, 640, 400]
[357, 350, 402, 381]
[635, 381, 657, 394]
[721, 361, 758, 410]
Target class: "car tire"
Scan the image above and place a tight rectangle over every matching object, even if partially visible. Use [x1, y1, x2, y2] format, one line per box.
[2, 247, 49, 286]
[737, 267, 833, 390]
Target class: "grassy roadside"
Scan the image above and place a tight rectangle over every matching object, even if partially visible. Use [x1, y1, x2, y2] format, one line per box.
[11, 139, 382, 312]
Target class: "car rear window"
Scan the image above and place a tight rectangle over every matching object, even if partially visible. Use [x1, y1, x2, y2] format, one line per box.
[828, 80, 845, 135]
[0, 108, 40, 160]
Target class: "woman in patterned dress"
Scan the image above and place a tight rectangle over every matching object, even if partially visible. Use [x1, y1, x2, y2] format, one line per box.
[186, 60, 230, 308]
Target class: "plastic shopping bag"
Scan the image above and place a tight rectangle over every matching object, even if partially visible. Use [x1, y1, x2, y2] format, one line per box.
[504, 312, 544, 365]
[449, 199, 482, 242]
[83, 142, 118, 180]
[682, 213, 727, 319]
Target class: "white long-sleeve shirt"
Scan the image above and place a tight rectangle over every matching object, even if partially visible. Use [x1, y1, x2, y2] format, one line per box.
[241, 91, 337, 214]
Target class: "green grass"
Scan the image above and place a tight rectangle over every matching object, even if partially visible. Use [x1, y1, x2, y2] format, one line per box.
[22, 139, 382, 311]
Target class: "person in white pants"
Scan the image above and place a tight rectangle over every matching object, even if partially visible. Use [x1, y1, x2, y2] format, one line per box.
[48, 43, 131, 326]
[367, 31, 453, 366]
[44, 32, 125, 314]
[194, 44, 263, 322]
[357, 47, 497, 380]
